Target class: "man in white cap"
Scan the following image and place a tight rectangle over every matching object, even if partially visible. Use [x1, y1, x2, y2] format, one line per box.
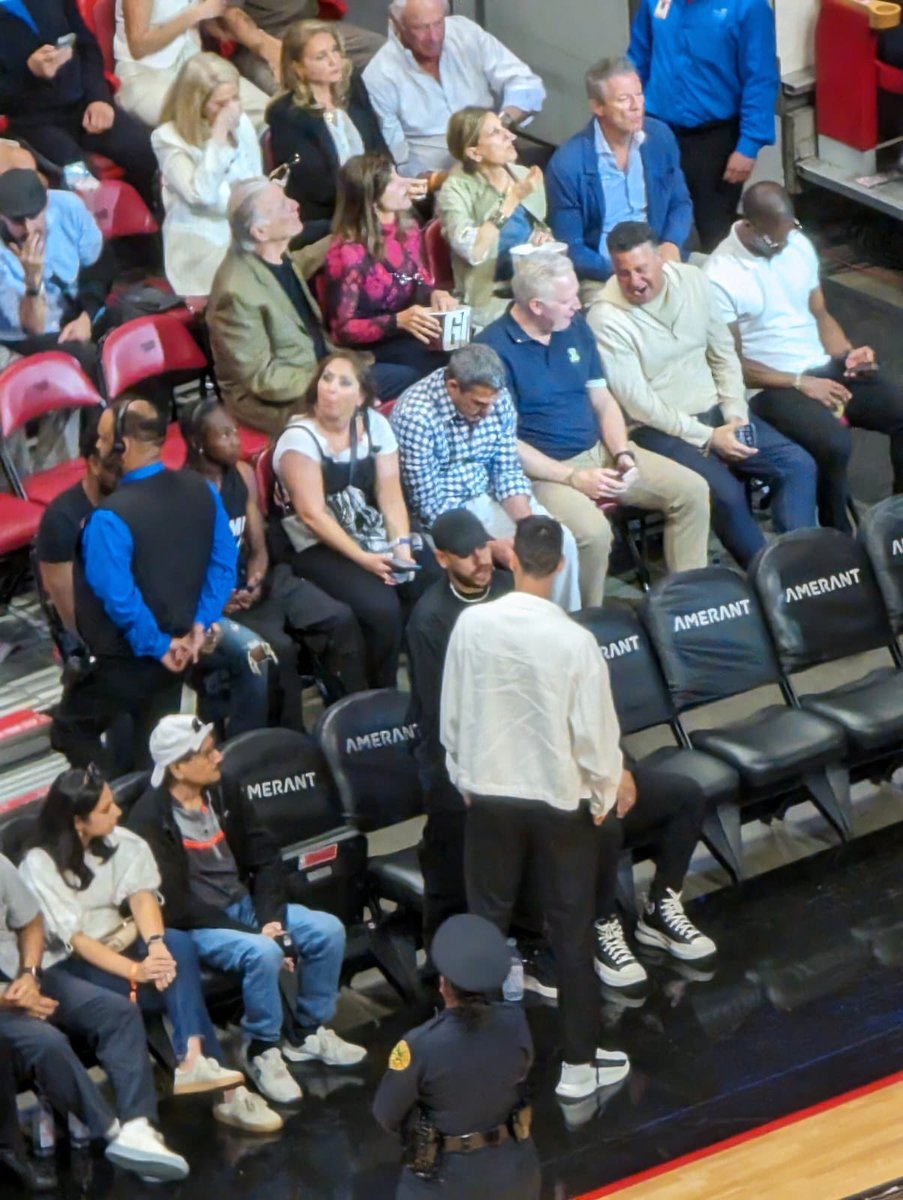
[127, 715, 366, 1112]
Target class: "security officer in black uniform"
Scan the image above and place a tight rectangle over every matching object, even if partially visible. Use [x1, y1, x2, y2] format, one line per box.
[372, 914, 540, 1200]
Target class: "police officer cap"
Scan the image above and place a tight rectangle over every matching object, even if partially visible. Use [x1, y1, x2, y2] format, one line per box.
[431, 914, 510, 992]
[0, 170, 47, 221]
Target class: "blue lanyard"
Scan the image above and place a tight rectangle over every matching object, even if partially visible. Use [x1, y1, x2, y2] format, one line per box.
[0, 0, 40, 38]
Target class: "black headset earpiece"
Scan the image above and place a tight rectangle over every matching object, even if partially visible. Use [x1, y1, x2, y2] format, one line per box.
[112, 396, 138, 457]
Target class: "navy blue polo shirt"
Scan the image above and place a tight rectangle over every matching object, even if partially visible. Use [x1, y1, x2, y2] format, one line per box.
[476, 308, 606, 460]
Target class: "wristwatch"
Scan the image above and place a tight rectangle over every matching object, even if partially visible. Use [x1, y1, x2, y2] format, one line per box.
[25, 279, 45, 298]
[18, 965, 43, 983]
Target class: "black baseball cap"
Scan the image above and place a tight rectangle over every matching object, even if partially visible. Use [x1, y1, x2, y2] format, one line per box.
[431, 914, 510, 992]
[431, 509, 491, 558]
[0, 169, 47, 221]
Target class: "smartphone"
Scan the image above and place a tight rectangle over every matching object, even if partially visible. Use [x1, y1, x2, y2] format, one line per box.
[56, 33, 77, 49]
[389, 558, 421, 574]
[735, 423, 757, 448]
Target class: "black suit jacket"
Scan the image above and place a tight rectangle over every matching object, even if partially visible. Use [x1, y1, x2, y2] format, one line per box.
[266, 70, 389, 225]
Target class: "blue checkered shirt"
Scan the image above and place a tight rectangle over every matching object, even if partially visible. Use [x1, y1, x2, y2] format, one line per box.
[390, 367, 532, 527]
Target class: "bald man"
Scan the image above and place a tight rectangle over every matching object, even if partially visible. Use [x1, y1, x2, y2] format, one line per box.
[52, 396, 238, 772]
[704, 182, 903, 531]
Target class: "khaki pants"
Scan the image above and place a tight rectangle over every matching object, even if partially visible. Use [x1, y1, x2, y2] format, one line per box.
[531, 441, 710, 607]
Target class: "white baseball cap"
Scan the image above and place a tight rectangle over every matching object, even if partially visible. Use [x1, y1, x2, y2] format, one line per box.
[149, 715, 215, 787]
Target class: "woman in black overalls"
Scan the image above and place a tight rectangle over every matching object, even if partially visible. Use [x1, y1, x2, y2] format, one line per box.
[373, 914, 541, 1200]
[272, 351, 437, 687]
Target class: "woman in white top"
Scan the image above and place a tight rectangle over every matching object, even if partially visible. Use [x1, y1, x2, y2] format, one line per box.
[272, 351, 438, 687]
[115, 0, 269, 129]
[19, 765, 279, 1133]
[152, 52, 263, 297]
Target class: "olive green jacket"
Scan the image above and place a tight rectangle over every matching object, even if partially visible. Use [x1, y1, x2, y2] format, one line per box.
[437, 164, 549, 328]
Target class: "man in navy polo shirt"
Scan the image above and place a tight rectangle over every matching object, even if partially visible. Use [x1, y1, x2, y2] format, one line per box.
[476, 251, 709, 605]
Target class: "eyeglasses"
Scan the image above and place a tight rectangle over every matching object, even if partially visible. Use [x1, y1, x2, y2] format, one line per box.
[74, 761, 104, 805]
[750, 219, 801, 251]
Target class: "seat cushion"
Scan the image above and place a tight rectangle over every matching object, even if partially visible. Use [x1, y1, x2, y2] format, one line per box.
[0, 495, 42, 554]
[691, 704, 845, 789]
[801, 667, 903, 753]
[369, 845, 424, 908]
[633, 745, 740, 806]
[24, 460, 86, 506]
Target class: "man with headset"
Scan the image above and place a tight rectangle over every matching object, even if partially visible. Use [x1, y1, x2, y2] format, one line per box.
[51, 394, 238, 772]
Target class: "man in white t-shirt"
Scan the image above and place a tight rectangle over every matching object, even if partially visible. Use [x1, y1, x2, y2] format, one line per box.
[705, 181, 903, 531]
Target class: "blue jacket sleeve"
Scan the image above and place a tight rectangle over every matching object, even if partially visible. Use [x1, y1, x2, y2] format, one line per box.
[546, 149, 609, 282]
[736, 0, 779, 158]
[83, 510, 171, 661]
[195, 484, 238, 629]
[627, 0, 653, 84]
[657, 128, 694, 253]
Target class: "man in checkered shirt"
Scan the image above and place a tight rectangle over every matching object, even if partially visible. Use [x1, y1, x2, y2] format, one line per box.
[391, 344, 580, 610]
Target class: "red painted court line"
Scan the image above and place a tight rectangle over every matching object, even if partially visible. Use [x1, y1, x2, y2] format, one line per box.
[575, 1068, 903, 1200]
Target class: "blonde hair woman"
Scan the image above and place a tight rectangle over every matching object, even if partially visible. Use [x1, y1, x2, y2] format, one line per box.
[265, 20, 390, 242]
[438, 106, 553, 328]
[152, 53, 263, 297]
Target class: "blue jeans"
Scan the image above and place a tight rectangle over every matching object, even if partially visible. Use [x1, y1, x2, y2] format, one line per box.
[58, 929, 225, 1064]
[631, 414, 818, 567]
[189, 895, 346, 1044]
[201, 618, 271, 736]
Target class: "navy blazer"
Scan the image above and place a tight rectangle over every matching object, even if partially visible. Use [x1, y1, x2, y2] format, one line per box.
[266, 70, 389, 228]
[545, 116, 693, 282]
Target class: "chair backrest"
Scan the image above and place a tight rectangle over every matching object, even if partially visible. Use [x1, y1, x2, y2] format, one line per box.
[750, 528, 893, 673]
[815, 0, 880, 151]
[315, 689, 423, 832]
[573, 605, 676, 735]
[642, 567, 780, 712]
[254, 445, 274, 516]
[79, 0, 116, 74]
[260, 127, 276, 173]
[101, 315, 209, 399]
[0, 808, 39, 864]
[0, 353, 103, 437]
[220, 727, 344, 848]
[111, 771, 151, 820]
[79, 179, 159, 239]
[858, 495, 903, 636]
[423, 218, 454, 290]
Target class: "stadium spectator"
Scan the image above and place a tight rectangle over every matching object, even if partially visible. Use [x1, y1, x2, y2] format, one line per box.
[180, 397, 369, 723]
[266, 20, 390, 242]
[439, 106, 553, 329]
[323, 152, 457, 393]
[589, 221, 817, 568]
[704, 182, 903, 532]
[390, 343, 581, 610]
[272, 351, 437, 687]
[129, 714, 366, 1106]
[51, 398, 238, 772]
[0, 0, 157, 205]
[477, 252, 709, 606]
[114, 0, 268, 130]
[546, 57, 691, 302]
[363, 0, 545, 178]
[152, 54, 263, 298]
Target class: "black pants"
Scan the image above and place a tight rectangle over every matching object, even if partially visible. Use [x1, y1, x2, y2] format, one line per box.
[670, 118, 742, 252]
[369, 337, 449, 397]
[396, 1138, 540, 1200]
[750, 362, 903, 532]
[51, 654, 182, 773]
[287, 542, 439, 688]
[466, 797, 599, 1065]
[8, 103, 157, 208]
[594, 765, 708, 917]
[0, 1037, 24, 1156]
[419, 789, 468, 943]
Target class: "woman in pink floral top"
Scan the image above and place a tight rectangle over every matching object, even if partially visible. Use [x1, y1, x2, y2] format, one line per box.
[324, 153, 459, 393]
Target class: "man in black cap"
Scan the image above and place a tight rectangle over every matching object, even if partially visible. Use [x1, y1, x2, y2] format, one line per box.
[406, 509, 512, 942]
[373, 913, 540, 1200]
[0, 168, 108, 375]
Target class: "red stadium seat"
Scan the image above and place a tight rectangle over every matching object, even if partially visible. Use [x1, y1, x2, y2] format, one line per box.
[260, 128, 276, 174]
[0, 353, 103, 505]
[319, 0, 348, 16]
[78, 179, 159, 239]
[0, 495, 43, 556]
[101, 313, 211, 400]
[423, 218, 454, 291]
[254, 445, 275, 517]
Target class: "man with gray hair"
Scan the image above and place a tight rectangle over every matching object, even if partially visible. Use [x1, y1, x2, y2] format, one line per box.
[546, 56, 691, 302]
[477, 252, 709, 605]
[207, 179, 410, 435]
[363, 0, 545, 177]
[391, 344, 581, 610]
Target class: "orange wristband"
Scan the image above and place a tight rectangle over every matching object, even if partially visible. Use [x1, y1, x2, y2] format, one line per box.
[128, 961, 140, 1004]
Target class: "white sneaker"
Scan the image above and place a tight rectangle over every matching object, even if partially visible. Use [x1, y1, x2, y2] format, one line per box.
[555, 1048, 631, 1100]
[594, 1047, 631, 1086]
[636, 890, 718, 961]
[245, 1046, 303, 1104]
[282, 1027, 367, 1067]
[594, 916, 648, 987]
[213, 1086, 284, 1134]
[173, 1055, 244, 1096]
[104, 1118, 189, 1182]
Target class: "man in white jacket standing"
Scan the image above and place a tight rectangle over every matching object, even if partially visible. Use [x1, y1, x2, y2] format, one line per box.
[440, 514, 631, 1103]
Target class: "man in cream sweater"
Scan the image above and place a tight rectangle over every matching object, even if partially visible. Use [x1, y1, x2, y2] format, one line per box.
[588, 220, 817, 567]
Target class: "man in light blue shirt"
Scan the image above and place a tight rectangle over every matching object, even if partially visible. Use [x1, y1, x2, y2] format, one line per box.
[594, 114, 647, 271]
[0, 167, 103, 373]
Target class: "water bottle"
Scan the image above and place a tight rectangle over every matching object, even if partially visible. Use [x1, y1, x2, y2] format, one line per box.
[62, 161, 100, 193]
[502, 938, 524, 1002]
[68, 1112, 91, 1149]
[32, 1100, 56, 1159]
